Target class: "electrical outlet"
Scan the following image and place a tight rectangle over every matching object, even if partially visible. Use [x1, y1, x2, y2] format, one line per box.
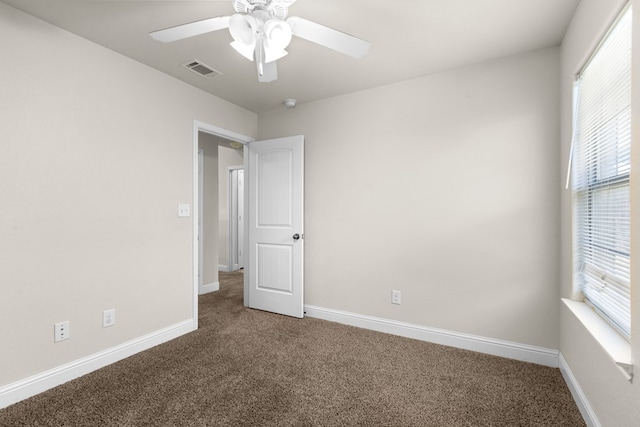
[392, 290, 401, 305]
[103, 309, 116, 328]
[54, 321, 70, 342]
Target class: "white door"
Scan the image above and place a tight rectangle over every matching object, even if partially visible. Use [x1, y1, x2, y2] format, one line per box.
[246, 135, 304, 318]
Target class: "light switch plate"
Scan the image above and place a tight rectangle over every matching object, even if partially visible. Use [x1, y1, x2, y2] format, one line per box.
[178, 203, 190, 217]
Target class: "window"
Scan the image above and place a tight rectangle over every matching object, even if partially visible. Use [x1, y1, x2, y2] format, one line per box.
[572, 6, 632, 339]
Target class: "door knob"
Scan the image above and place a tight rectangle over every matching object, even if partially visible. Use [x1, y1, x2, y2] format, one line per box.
[293, 233, 300, 241]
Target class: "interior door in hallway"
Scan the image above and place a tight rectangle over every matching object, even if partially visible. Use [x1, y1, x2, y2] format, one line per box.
[246, 135, 304, 318]
[229, 167, 245, 272]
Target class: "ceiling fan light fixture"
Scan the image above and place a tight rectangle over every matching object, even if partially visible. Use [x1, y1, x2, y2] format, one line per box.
[150, 0, 371, 83]
[230, 40, 256, 61]
[264, 19, 292, 49]
[263, 19, 291, 63]
[229, 13, 257, 45]
[264, 45, 288, 63]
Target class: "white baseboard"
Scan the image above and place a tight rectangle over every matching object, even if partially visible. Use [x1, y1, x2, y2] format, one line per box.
[218, 265, 228, 272]
[0, 319, 195, 410]
[200, 282, 219, 295]
[559, 353, 601, 427]
[304, 305, 559, 368]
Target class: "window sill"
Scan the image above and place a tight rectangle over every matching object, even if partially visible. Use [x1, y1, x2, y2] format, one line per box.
[562, 298, 633, 382]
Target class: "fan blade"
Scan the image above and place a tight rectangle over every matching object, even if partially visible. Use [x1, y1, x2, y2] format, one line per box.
[150, 16, 231, 43]
[258, 61, 278, 83]
[287, 17, 370, 58]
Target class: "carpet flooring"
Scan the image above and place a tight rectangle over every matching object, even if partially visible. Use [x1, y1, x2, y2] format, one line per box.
[0, 270, 585, 426]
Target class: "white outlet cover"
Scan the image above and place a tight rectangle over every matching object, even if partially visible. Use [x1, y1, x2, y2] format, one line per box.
[103, 309, 116, 327]
[392, 290, 401, 305]
[54, 321, 70, 342]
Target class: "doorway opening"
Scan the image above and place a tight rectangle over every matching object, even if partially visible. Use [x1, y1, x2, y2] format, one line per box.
[198, 135, 244, 293]
[192, 121, 253, 328]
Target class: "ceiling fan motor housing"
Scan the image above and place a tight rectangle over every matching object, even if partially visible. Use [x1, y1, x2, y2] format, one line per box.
[234, 0, 296, 20]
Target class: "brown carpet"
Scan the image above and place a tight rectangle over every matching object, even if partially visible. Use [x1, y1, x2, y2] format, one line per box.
[1, 270, 585, 426]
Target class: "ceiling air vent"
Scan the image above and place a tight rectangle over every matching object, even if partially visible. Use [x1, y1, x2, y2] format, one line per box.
[182, 60, 222, 79]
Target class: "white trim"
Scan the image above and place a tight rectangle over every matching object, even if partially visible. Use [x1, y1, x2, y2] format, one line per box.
[194, 121, 254, 146]
[192, 123, 200, 330]
[218, 264, 229, 272]
[304, 305, 559, 368]
[0, 319, 194, 409]
[561, 299, 632, 381]
[198, 149, 204, 294]
[243, 144, 250, 307]
[559, 353, 602, 427]
[228, 165, 244, 274]
[200, 282, 220, 294]
[192, 121, 254, 330]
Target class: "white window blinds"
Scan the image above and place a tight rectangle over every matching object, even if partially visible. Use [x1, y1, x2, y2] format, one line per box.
[572, 6, 632, 339]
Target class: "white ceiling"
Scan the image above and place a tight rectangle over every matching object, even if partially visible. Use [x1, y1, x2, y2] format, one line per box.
[2, 0, 580, 113]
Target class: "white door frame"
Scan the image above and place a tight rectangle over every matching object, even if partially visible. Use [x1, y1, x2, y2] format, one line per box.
[227, 165, 244, 272]
[192, 121, 253, 330]
[198, 149, 204, 291]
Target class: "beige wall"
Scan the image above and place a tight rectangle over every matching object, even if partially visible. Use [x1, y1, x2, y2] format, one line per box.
[218, 146, 244, 269]
[5, 1, 638, 423]
[0, 3, 256, 387]
[259, 47, 561, 349]
[559, 0, 640, 426]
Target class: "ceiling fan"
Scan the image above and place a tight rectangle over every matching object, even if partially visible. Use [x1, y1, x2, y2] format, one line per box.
[149, 0, 371, 82]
